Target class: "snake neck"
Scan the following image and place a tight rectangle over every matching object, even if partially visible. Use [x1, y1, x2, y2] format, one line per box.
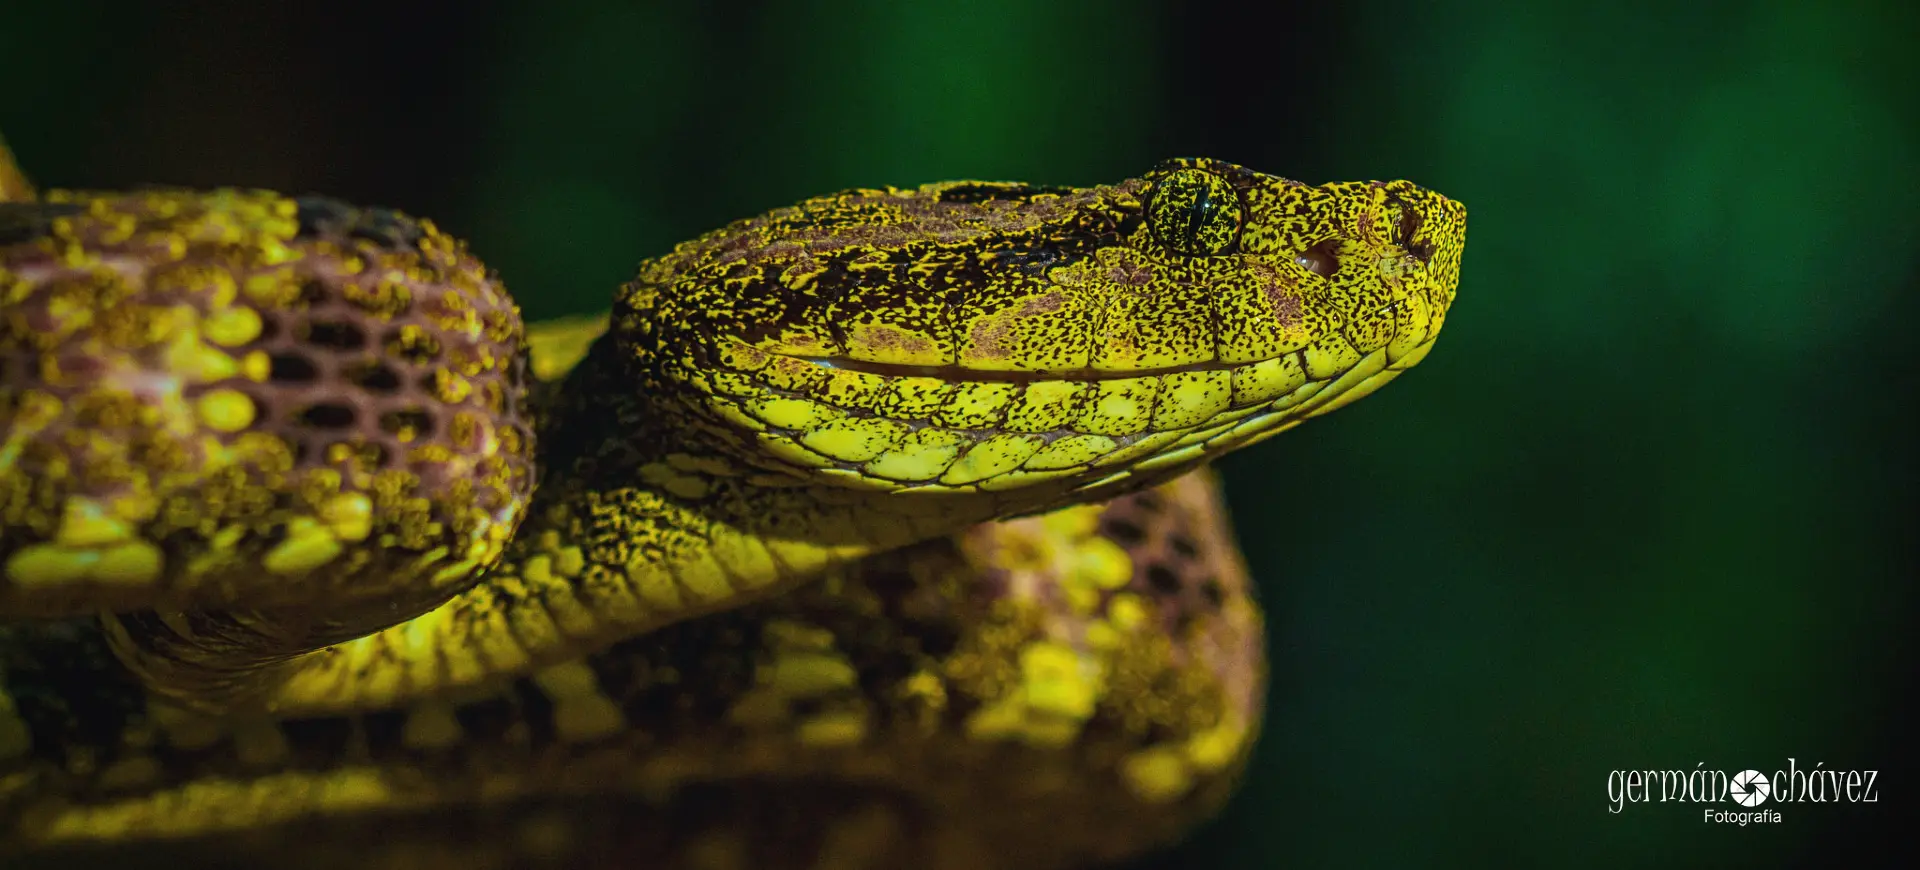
[114, 337, 1029, 715]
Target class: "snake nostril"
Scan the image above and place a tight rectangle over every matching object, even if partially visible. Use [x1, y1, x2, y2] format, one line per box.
[1395, 208, 1421, 247]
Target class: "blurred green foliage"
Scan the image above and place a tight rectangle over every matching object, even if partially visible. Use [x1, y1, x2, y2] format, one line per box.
[2, 0, 1912, 866]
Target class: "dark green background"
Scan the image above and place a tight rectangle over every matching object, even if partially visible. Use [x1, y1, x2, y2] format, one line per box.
[3, 0, 1912, 866]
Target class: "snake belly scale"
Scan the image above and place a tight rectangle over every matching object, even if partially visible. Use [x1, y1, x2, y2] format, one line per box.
[0, 135, 1466, 868]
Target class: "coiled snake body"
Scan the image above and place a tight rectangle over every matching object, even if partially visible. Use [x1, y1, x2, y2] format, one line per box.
[0, 137, 1465, 868]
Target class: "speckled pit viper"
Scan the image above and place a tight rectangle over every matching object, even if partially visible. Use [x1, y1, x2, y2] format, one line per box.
[0, 134, 1465, 869]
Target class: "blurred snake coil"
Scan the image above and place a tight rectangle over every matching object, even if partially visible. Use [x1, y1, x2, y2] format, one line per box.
[0, 135, 1464, 869]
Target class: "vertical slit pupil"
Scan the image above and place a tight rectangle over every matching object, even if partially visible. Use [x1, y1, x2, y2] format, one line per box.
[1185, 189, 1212, 250]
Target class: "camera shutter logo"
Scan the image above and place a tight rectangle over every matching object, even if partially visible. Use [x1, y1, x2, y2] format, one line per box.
[1729, 770, 1771, 807]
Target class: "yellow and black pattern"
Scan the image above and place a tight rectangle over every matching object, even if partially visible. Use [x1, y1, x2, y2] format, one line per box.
[626, 159, 1462, 505]
[3, 474, 1259, 869]
[0, 192, 532, 618]
[0, 151, 1466, 869]
[0, 190, 534, 710]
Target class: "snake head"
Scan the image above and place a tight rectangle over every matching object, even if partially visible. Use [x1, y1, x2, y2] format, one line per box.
[616, 159, 1465, 501]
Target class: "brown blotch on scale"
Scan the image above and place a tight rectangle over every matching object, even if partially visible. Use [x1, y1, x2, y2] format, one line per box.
[1251, 261, 1308, 331]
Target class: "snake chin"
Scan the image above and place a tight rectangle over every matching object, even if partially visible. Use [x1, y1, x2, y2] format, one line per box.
[679, 325, 1443, 498]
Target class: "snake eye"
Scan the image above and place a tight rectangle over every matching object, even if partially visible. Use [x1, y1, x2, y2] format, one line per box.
[1146, 167, 1244, 257]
